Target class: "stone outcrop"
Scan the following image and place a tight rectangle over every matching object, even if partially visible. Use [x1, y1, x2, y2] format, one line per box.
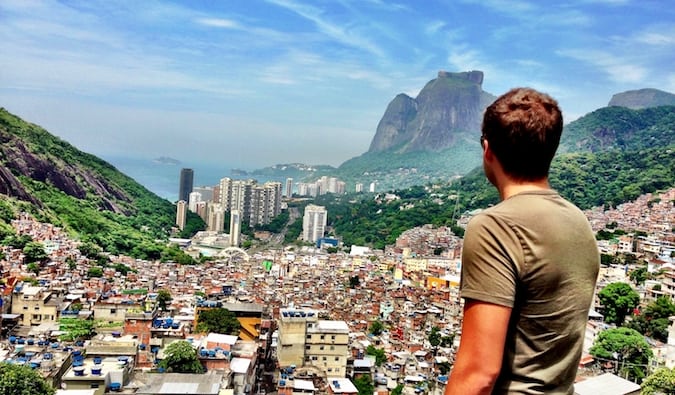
[608, 88, 675, 109]
[368, 70, 495, 154]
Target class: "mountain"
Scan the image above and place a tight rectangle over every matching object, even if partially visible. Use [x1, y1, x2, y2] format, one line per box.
[321, 103, 675, 249]
[608, 88, 675, 109]
[329, 71, 496, 190]
[368, 70, 495, 153]
[559, 105, 675, 153]
[0, 108, 202, 257]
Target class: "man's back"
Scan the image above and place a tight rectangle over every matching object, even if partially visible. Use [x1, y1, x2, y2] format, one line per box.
[460, 190, 599, 394]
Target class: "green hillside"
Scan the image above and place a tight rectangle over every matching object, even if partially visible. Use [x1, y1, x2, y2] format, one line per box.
[0, 108, 204, 258]
[322, 105, 675, 249]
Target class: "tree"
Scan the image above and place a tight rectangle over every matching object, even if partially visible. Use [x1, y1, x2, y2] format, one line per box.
[365, 345, 386, 366]
[158, 340, 204, 373]
[27, 262, 40, 275]
[391, 384, 404, 395]
[353, 374, 374, 395]
[23, 241, 48, 264]
[369, 320, 384, 336]
[157, 289, 172, 311]
[0, 362, 56, 395]
[349, 275, 360, 288]
[598, 282, 640, 325]
[87, 267, 103, 278]
[3, 234, 32, 249]
[629, 265, 649, 285]
[589, 327, 653, 382]
[196, 308, 241, 335]
[428, 326, 442, 351]
[641, 367, 675, 395]
[627, 297, 675, 343]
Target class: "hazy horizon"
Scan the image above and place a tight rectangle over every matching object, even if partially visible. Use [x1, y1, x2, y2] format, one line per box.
[2, 0, 674, 171]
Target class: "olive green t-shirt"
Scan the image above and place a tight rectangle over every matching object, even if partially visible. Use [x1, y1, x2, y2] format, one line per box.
[460, 190, 599, 394]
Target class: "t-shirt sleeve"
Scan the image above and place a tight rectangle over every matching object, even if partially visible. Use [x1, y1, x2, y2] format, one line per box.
[460, 213, 523, 308]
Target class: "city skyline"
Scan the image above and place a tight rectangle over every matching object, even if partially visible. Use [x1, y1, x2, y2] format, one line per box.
[1, 0, 674, 170]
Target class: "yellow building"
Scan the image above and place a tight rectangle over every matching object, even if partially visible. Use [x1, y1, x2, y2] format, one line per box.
[11, 286, 63, 326]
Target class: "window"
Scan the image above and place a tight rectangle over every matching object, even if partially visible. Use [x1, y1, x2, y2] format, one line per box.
[320, 335, 325, 340]
[323, 356, 327, 361]
[331, 335, 336, 340]
[306, 334, 311, 339]
[328, 368, 333, 372]
[319, 346, 324, 350]
[110, 309, 116, 314]
[23, 306, 28, 310]
[90, 383, 99, 389]
[330, 346, 334, 350]
[311, 356, 317, 361]
[305, 345, 310, 350]
[335, 357, 339, 361]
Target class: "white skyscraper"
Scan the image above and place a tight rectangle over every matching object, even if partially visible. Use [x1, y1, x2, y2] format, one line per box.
[302, 204, 327, 243]
[175, 200, 187, 230]
[355, 183, 363, 193]
[229, 210, 241, 247]
[219, 177, 233, 210]
[188, 191, 202, 212]
[285, 178, 293, 199]
[207, 203, 225, 233]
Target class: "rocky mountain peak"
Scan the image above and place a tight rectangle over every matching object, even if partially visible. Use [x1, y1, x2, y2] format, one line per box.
[608, 88, 675, 109]
[368, 70, 495, 154]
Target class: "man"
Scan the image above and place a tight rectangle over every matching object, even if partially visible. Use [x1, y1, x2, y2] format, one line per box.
[445, 88, 599, 394]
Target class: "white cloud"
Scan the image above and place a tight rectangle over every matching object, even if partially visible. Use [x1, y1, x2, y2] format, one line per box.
[194, 18, 241, 29]
[557, 49, 647, 84]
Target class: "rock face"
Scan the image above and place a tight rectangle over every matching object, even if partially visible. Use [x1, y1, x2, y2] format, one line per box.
[368, 70, 495, 153]
[608, 88, 675, 109]
[0, 108, 132, 214]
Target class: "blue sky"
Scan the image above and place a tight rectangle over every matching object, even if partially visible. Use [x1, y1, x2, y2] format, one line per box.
[1, 0, 674, 169]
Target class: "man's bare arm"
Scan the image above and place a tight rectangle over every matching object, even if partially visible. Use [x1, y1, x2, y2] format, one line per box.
[444, 300, 511, 395]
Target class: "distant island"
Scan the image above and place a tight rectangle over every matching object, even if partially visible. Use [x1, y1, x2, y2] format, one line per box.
[153, 156, 181, 165]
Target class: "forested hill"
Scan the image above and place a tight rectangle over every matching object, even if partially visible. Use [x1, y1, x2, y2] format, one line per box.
[320, 105, 675, 249]
[0, 108, 203, 258]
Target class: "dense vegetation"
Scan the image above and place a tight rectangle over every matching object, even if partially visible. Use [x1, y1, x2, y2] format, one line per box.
[318, 142, 674, 248]
[0, 108, 205, 258]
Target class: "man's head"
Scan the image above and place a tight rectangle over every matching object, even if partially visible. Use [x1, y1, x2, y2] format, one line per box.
[481, 87, 563, 182]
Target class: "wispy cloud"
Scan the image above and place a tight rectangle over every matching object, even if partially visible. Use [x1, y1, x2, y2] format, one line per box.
[194, 17, 241, 29]
[265, 0, 387, 59]
[558, 49, 647, 83]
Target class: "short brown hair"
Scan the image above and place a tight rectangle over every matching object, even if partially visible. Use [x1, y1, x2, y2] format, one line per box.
[482, 87, 563, 181]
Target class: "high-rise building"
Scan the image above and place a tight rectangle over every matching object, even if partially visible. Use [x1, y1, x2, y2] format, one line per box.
[178, 168, 194, 202]
[355, 183, 363, 193]
[188, 191, 202, 213]
[207, 203, 225, 233]
[193, 186, 214, 202]
[231, 179, 254, 222]
[229, 210, 241, 247]
[302, 204, 327, 243]
[369, 182, 376, 193]
[219, 177, 233, 210]
[285, 178, 293, 199]
[176, 200, 187, 230]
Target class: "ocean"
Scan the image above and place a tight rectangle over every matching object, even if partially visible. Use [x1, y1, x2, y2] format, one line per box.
[103, 156, 268, 202]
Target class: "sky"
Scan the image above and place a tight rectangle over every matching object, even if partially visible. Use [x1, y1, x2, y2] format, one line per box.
[1, 0, 674, 170]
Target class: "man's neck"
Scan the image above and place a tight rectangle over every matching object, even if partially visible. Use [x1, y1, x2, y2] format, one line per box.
[498, 178, 551, 200]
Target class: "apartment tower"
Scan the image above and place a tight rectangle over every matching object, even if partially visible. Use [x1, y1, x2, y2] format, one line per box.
[302, 204, 327, 243]
[178, 168, 194, 202]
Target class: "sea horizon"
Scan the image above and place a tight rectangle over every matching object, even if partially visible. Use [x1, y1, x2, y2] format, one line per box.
[102, 155, 276, 202]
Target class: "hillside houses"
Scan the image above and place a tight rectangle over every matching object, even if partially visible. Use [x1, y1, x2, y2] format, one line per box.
[0, 188, 673, 394]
